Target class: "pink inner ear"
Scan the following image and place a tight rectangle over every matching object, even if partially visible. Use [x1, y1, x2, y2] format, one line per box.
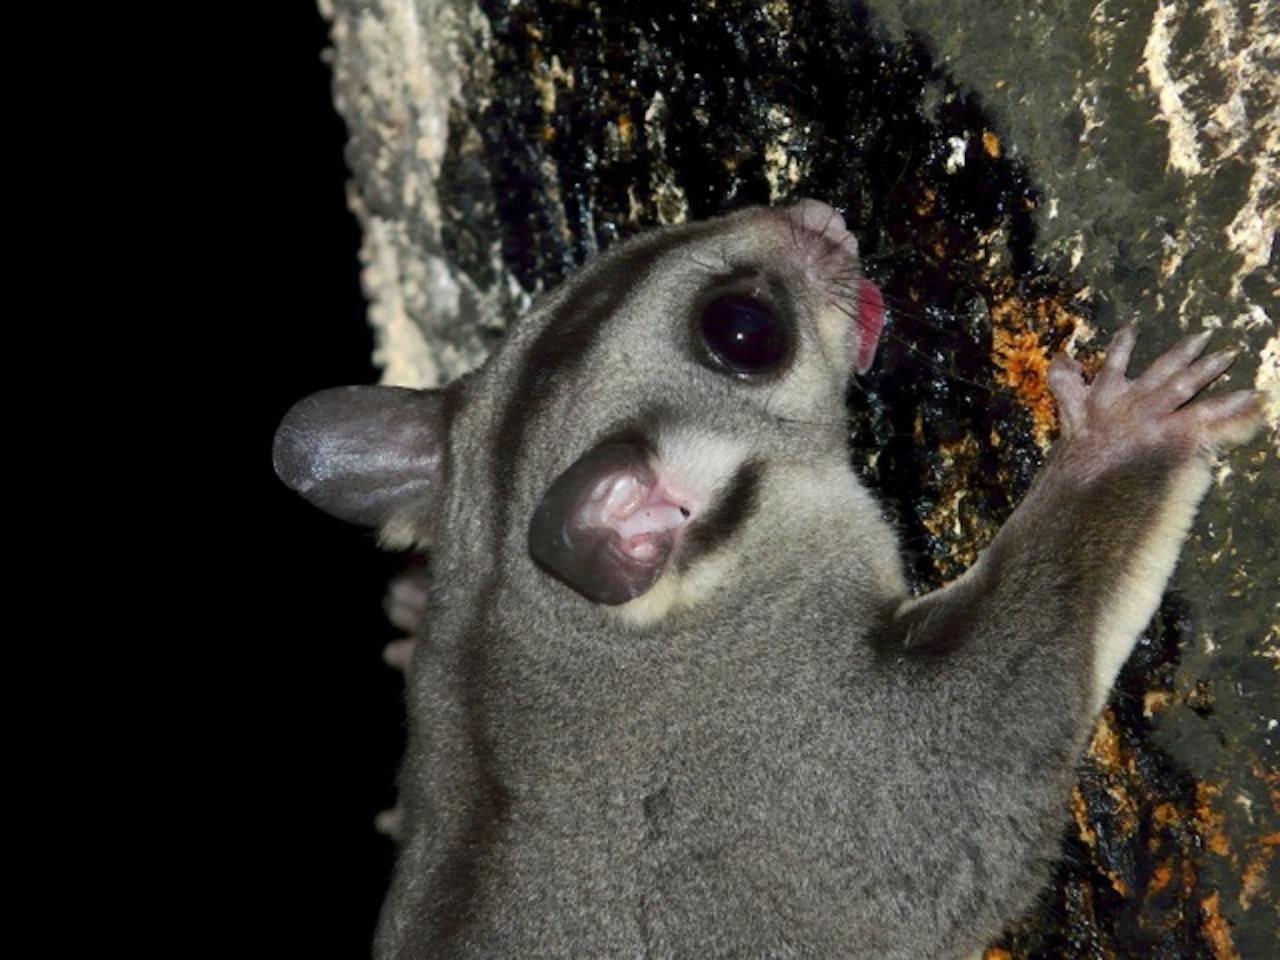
[853, 279, 886, 375]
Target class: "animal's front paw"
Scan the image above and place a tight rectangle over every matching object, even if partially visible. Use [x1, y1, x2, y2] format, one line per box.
[1046, 326, 1263, 481]
[382, 559, 429, 672]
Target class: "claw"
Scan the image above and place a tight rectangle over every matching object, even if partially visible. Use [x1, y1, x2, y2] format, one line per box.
[1100, 325, 1139, 379]
[1093, 324, 1139, 403]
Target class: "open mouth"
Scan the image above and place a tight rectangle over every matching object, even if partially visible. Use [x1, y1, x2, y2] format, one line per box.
[582, 470, 695, 562]
[528, 437, 704, 605]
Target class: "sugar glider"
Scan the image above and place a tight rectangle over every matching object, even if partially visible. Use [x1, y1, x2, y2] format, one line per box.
[274, 200, 1263, 958]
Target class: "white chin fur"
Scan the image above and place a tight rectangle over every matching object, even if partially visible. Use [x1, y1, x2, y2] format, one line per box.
[606, 427, 752, 626]
[651, 426, 751, 507]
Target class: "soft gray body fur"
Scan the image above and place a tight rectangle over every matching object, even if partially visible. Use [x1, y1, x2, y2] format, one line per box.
[274, 202, 1262, 958]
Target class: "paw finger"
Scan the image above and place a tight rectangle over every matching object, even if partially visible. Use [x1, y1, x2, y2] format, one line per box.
[383, 637, 419, 673]
[1171, 390, 1265, 451]
[1095, 324, 1139, 394]
[385, 565, 430, 633]
[1047, 354, 1087, 434]
[1135, 329, 1214, 393]
[375, 806, 404, 839]
[1160, 347, 1241, 411]
[387, 594, 424, 634]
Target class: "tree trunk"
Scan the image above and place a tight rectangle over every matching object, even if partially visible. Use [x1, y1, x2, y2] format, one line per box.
[318, 1, 1279, 956]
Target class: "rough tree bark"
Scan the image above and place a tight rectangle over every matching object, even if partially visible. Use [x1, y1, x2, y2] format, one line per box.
[316, 0, 1277, 956]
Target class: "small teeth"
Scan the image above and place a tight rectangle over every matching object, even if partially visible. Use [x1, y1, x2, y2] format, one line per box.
[589, 476, 616, 502]
[615, 505, 689, 539]
[604, 475, 642, 515]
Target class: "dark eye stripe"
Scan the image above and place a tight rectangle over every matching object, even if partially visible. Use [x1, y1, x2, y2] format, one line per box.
[678, 460, 763, 568]
[493, 220, 724, 501]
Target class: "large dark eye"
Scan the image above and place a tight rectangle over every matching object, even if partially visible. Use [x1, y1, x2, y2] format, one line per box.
[699, 294, 790, 376]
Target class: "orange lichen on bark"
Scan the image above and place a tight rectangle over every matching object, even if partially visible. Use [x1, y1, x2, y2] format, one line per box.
[1149, 801, 1184, 854]
[1076, 713, 1140, 895]
[1104, 866, 1131, 897]
[991, 325, 1051, 422]
[1146, 857, 1174, 900]
[1143, 689, 1174, 717]
[1086, 709, 1134, 774]
[1238, 838, 1275, 910]
[1072, 784, 1097, 847]
[1151, 801, 1183, 831]
[1251, 761, 1280, 814]
[1195, 782, 1232, 858]
[983, 948, 1013, 960]
[987, 286, 1083, 447]
[1199, 891, 1242, 960]
[1104, 783, 1140, 845]
[917, 434, 993, 576]
[982, 130, 1001, 158]
[915, 186, 936, 217]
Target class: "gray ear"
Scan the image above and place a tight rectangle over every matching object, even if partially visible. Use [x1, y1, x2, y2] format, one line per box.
[273, 386, 450, 545]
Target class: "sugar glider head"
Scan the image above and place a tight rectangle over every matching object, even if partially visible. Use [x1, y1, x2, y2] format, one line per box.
[273, 200, 885, 619]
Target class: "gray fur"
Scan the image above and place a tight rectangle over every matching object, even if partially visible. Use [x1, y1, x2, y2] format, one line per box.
[273, 202, 1263, 959]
